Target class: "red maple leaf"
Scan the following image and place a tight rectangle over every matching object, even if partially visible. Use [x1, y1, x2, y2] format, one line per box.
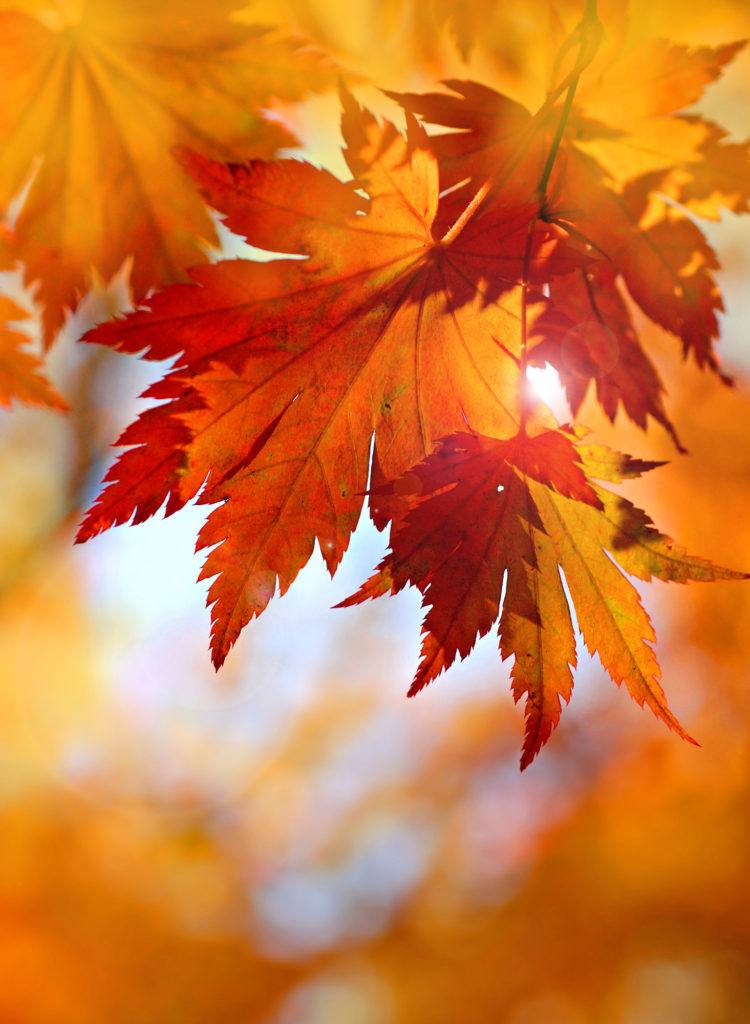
[343, 427, 744, 767]
[79, 90, 567, 667]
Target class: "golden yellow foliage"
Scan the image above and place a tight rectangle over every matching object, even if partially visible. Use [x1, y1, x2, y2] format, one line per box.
[0, 0, 335, 341]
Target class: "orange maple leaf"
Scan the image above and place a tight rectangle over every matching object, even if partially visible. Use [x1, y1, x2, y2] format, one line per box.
[0, 294, 65, 409]
[0, 233, 64, 409]
[0, 0, 336, 343]
[78, 91, 569, 667]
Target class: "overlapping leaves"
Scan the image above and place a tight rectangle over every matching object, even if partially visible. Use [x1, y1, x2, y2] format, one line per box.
[391, 16, 748, 439]
[0, 0, 336, 342]
[79, 91, 567, 667]
[74, 3, 747, 765]
[344, 428, 743, 766]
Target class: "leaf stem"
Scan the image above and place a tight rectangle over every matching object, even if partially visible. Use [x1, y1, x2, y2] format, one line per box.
[439, 2, 600, 248]
[519, 1, 599, 431]
[440, 179, 492, 245]
[536, 77, 578, 203]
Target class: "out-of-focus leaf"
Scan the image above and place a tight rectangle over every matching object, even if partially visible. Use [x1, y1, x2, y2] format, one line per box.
[0, 0, 336, 342]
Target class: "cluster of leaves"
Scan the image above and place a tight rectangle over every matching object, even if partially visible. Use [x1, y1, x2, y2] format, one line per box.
[1, 0, 748, 766]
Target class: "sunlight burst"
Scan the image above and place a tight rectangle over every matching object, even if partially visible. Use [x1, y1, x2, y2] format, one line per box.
[526, 364, 570, 420]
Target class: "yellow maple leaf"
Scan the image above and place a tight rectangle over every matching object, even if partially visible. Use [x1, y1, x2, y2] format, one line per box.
[0, 0, 335, 342]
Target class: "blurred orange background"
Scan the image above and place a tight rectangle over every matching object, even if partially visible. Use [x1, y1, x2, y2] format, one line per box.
[1, 1, 749, 1020]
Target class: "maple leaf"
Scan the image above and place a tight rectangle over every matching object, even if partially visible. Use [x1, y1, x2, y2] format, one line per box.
[0, 0, 336, 343]
[673, 118, 750, 221]
[530, 264, 682, 449]
[390, 22, 746, 438]
[571, 36, 747, 182]
[67, 4, 749, 772]
[0, 293, 65, 410]
[566, 31, 750, 224]
[547, 158, 724, 374]
[0, 233, 64, 409]
[78, 90, 568, 667]
[342, 427, 746, 768]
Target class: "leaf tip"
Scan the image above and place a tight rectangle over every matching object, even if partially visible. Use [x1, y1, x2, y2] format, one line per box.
[211, 646, 227, 672]
[407, 673, 431, 698]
